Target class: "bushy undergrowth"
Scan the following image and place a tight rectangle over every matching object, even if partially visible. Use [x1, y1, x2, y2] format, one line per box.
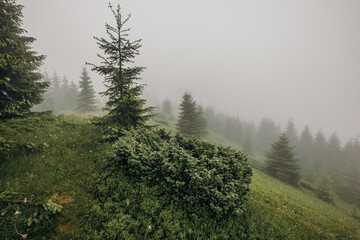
[90, 128, 252, 239]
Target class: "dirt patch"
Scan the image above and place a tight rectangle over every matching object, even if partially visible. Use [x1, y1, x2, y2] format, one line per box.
[50, 193, 75, 205]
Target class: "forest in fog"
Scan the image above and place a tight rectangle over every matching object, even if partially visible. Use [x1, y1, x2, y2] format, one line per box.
[1, 0, 360, 239]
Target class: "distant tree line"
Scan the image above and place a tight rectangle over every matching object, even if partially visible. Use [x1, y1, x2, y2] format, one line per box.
[33, 68, 97, 113]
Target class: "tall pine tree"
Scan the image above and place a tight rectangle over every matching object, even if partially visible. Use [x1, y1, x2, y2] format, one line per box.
[89, 3, 153, 128]
[0, 0, 48, 118]
[76, 67, 97, 112]
[265, 133, 300, 186]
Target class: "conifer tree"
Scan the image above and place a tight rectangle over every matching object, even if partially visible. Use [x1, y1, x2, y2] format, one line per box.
[0, 0, 48, 118]
[49, 71, 61, 111]
[194, 105, 207, 137]
[339, 159, 360, 205]
[255, 118, 280, 154]
[243, 123, 256, 155]
[59, 76, 69, 111]
[312, 129, 327, 171]
[285, 118, 299, 146]
[159, 98, 173, 121]
[76, 67, 97, 112]
[326, 132, 343, 193]
[177, 92, 206, 137]
[89, 3, 153, 129]
[265, 133, 300, 186]
[66, 81, 79, 110]
[297, 125, 314, 177]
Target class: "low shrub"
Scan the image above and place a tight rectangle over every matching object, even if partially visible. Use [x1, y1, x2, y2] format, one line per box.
[112, 128, 252, 219]
[89, 128, 252, 239]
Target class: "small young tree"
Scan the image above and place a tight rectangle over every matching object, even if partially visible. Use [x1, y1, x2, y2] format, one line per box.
[76, 67, 97, 112]
[89, 3, 153, 129]
[0, 0, 48, 118]
[315, 172, 334, 204]
[265, 133, 300, 186]
[49, 71, 61, 111]
[177, 92, 206, 137]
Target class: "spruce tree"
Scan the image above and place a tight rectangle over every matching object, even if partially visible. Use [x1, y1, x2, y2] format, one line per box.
[66, 81, 79, 110]
[177, 92, 206, 137]
[285, 118, 299, 146]
[255, 118, 280, 154]
[50, 71, 61, 111]
[0, 0, 48, 118]
[265, 133, 300, 186]
[194, 105, 207, 137]
[76, 67, 97, 112]
[89, 3, 153, 129]
[312, 129, 327, 170]
[326, 132, 343, 193]
[297, 125, 314, 179]
[59, 76, 69, 111]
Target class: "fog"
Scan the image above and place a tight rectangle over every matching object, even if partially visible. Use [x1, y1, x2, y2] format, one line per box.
[18, 0, 360, 141]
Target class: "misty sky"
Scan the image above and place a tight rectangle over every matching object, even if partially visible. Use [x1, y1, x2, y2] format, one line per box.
[18, 0, 360, 142]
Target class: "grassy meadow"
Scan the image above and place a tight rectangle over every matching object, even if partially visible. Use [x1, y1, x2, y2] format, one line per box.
[0, 114, 359, 239]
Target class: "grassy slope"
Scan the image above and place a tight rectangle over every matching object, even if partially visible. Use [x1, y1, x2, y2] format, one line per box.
[0, 114, 104, 239]
[154, 119, 360, 239]
[1, 115, 359, 239]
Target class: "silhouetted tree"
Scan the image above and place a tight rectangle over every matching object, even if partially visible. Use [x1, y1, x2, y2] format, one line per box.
[77, 67, 97, 112]
[338, 138, 360, 206]
[265, 133, 300, 186]
[177, 92, 206, 137]
[0, 0, 48, 118]
[255, 118, 280, 154]
[159, 98, 173, 121]
[89, 3, 153, 128]
[50, 71, 61, 111]
[326, 132, 343, 193]
[285, 118, 298, 146]
[297, 125, 314, 178]
[312, 129, 327, 171]
[242, 122, 256, 155]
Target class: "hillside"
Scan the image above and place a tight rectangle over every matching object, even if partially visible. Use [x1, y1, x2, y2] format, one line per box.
[1, 114, 360, 239]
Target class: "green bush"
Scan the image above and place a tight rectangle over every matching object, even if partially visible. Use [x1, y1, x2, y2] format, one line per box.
[89, 128, 252, 239]
[112, 128, 252, 219]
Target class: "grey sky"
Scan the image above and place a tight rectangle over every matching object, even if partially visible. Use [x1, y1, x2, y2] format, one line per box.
[18, 0, 360, 142]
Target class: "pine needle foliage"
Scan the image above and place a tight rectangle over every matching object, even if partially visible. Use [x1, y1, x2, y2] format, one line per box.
[89, 3, 154, 129]
[0, 0, 48, 118]
[76, 67, 96, 112]
[177, 92, 207, 137]
[265, 133, 300, 186]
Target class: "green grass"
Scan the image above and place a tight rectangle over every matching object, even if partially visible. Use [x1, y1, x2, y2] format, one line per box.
[0, 113, 104, 239]
[247, 170, 360, 239]
[1, 114, 360, 239]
